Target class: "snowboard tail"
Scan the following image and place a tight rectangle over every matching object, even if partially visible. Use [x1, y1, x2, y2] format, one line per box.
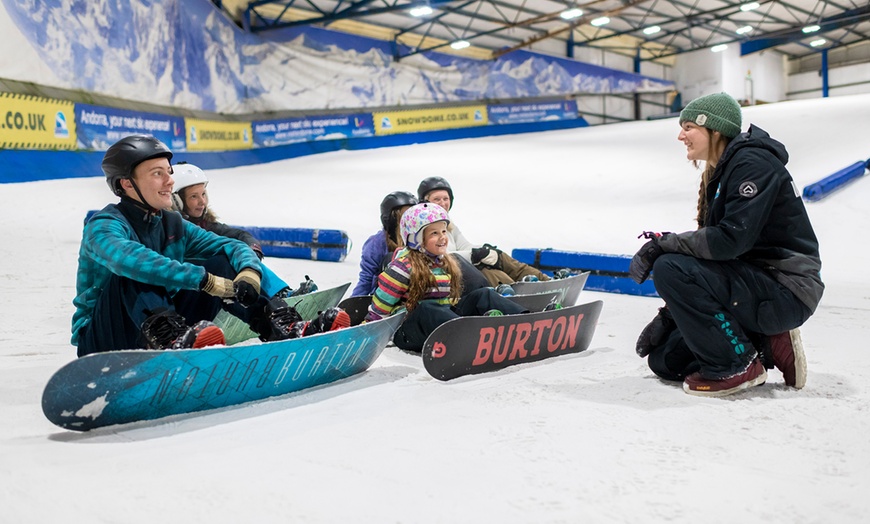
[422, 301, 603, 381]
[508, 272, 589, 307]
[43, 313, 404, 431]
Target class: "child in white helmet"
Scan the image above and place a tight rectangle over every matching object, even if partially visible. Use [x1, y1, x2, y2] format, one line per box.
[365, 203, 527, 352]
[171, 162, 316, 298]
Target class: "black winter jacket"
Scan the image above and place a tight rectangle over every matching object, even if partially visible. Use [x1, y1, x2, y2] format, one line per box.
[658, 124, 824, 313]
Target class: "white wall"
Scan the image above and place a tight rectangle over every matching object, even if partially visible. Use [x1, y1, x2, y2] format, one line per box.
[675, 46, 788, 105]
[788, 61, 870, 100]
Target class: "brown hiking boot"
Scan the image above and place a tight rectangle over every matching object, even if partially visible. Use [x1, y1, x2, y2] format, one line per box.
[683, 358, 767, 397]
[768, 329, 807, 389]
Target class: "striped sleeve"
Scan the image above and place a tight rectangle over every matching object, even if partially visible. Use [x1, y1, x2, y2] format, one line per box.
[366, 259, 412, 321]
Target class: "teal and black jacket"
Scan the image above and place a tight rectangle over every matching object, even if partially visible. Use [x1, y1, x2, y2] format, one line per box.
[71, 198, 261, 346]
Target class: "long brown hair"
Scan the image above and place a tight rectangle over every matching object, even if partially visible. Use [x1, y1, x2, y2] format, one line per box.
[385, 207, 405, 252]
[404, 250, 463, 312]
[694, 130, 730, 228]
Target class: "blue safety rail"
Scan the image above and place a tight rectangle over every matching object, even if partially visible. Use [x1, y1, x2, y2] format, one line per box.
[512, 248, 659, 297]
[802, 160, 869, 202]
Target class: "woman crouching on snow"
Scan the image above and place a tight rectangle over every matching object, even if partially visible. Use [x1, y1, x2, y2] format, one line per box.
[629, 92, 824, 397]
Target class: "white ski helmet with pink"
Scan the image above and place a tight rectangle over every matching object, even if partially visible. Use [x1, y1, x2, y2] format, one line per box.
[400, 202, 450, 252]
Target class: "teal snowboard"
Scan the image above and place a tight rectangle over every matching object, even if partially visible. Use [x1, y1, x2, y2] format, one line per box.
[42, 313, 405, 431]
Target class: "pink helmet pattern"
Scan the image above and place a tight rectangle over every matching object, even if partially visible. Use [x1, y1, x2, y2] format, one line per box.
[400, 203, 450, 252]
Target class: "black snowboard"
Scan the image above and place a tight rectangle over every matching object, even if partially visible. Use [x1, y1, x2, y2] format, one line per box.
[422, 300, 603, 381]
[337, 295, 373, 326]
[505, 290, 561, 312]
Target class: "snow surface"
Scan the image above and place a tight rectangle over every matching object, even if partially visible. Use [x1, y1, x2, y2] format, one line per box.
[1, 94, 869, 523]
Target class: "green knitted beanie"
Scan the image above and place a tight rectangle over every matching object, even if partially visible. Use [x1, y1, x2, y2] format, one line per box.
[679, 93, 742, 138]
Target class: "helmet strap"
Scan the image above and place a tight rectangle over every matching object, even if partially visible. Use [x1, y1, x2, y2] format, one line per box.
[126, 179, 161, 220]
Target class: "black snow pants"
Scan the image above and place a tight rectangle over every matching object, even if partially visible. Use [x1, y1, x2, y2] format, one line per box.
[647, 253, 811, 381]
[393, 287, 528, 352]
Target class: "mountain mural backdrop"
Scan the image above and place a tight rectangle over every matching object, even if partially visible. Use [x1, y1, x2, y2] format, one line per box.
[0, 0, 673, 114]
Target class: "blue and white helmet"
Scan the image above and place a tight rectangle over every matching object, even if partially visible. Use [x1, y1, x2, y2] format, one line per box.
[400, 202, 450, 252]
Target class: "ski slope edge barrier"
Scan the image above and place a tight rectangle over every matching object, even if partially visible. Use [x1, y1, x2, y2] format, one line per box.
[802, 159, 869, 202]
[512, 248, 659, 297]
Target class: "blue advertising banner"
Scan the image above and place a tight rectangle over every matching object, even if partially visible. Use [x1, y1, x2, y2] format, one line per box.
[488, 101, 578, 125]
[76, 104, 186, 151]
[252, 113, 374, 147]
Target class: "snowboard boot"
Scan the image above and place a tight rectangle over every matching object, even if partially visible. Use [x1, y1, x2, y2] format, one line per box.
[258, 296, 304, 342]
[520, 275, 539, 283]
[293, 275, 318, 296]
[636, 306, 676, 358]
[495, 283, 515, 296]
[484, 309, 504, 317]
[765, 329, 807, 389]
[543, 297, 562, 311]
[552, 268, 575, 280]
[683, 358, 767, 397]
[141, 309, 225, 350]
[303, 307, 352, 336]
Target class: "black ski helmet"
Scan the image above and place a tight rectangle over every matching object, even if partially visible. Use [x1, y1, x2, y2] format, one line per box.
[380, 191, 418, 231]
[102, 135, 173, 196]
[416, 176, 453, 204]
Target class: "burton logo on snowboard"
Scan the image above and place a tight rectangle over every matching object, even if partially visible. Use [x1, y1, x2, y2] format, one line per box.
[422, 300, 603, 381]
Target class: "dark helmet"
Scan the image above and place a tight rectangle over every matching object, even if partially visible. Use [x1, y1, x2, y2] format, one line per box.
[416, 176, 453, 203]
[102, 135, 173, 196]
[380, 191, 418, 231]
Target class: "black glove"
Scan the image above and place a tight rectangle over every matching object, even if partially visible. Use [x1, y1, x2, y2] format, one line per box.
[471, 246, 491, 265]
[629, 232, 666, 284]
[233, 268, 262, 307]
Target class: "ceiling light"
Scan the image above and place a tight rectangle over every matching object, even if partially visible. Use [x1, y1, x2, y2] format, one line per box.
[450, 40, 471, 50]
[409, 6, 433, 17]
[590, 16, 610, 27]
[560, 8, 583, 20]
[740, 2, 760, 12]
[711, 44, 728, 53]
[802, 25, 820, 33]
[643, 25, 661, 35]
[810, 38, 826, 47]
[735, 25, 753, 35]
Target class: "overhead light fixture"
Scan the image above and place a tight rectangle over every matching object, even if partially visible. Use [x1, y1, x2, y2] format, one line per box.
[711, 44, 728, 53]
[560, 8, 583, 20]
[590, 16, 610, 27]
[810, 38, 826, 47]
[643, 25, 661, 35]
[450, 40, 471, 50]
[802, 25, 820, 33]
[735, 25, 753, 35]
[409, 6, 433, 17]
[740, 2, 760, 12]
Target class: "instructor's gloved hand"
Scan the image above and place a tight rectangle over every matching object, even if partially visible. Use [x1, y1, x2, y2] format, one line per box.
[629, 232, 666, 284]
[251, 243, 265, 260]
[201, 273, 236, 298]
[233, 268, 262, 306]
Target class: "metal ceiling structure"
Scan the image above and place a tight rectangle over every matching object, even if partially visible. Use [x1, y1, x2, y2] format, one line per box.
[218, 1, 870, 64]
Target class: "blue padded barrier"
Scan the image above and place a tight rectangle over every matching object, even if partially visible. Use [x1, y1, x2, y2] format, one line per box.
[512, 248, 659, 297]
[802, 160, 869, 202]
[84, 211, 350, 262]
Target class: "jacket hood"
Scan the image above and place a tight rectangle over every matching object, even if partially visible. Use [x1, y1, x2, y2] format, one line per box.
[720, 124, 789, 166]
